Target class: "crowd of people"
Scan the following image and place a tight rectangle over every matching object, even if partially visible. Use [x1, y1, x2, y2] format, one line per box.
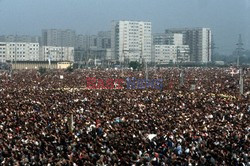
[0, 67, 249, 165]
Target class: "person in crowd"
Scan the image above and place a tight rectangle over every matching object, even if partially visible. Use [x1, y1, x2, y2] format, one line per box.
[0, 67, 249, 165]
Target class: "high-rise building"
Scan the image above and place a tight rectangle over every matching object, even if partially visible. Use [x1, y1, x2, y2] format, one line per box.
[75, 35, 97, 50]
[111, 20, 152, 63]
[75, 32, 111, 50]
[97, 31, 111, 49]
[0, 42, 39, 62]
[75, 32, 111, 64]
[42, 29, 76, 47]
[165, 28, 212, 63]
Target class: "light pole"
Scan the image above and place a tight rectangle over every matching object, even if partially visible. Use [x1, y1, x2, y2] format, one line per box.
[14, 43, 17, 70]
[179, 69, 184, 87]
[145, 60, 148, 80]
[239, 68, 244, 95]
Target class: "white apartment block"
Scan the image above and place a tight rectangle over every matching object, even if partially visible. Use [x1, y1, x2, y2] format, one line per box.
[200, 28, 212, 62]
[0, 42, 39, 62]
[154, 45, 190, 64]
[39, 46, 74, 62]
[111, 20, 152, 63]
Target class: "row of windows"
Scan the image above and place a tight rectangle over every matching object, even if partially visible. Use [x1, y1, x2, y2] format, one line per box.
[155, 48, 179, 51]
[155, 46, 189, 49]
[46, 55, 65, 57]
[9, 55, 26, 57]
[8, 44, 38, 47]
[30, 48, 38, 50]
[8, 51, 38, 54]
[45, 52, 65, 54]
[128, 29, 138, 31]
[155, 52, 177, 54]
[155, 48, 189, 51]
[128, 22, 139, 25]
[45, 48, 65, 51]
[16, 55, 35, 58]
[11, 51, 26, 54]
[144, 26, 151, 29]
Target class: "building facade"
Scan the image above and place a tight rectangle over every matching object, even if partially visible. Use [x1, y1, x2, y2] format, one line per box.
[0, 42, 39, 62]
[75, 35, 97, 50]
[153, 33, 183, 45]
[96, 31, 111, 49]
[153, 45, 190, 64]
[42, 29, 76, 47]
[75, 31, 111, 65]
[6, 61, 72, 70]
[76, 31, 111, 50]
[0, 35, 40, 43]
[165, 28, 212, 63]
[111, 20, 152, 63]
[39, 46, 74, 62]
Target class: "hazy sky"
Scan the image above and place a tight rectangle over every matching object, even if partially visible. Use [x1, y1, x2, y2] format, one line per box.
[0, 0, 249, 54]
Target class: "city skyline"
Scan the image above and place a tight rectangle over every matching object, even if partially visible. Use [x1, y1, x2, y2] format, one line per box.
[0, 0, 249, 54]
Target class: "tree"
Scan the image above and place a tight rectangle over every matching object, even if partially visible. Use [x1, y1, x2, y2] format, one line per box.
[38, 67, 47, 75]
[129, 61, 141, 70]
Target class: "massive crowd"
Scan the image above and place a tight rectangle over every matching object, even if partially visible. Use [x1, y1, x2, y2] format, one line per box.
[0, 67, 249, 165]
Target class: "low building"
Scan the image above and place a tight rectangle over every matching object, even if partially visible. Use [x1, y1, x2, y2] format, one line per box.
[6, 60, 72, 70]
[0, 42, 39, 62]
[39, 46, 74, 62]
[153, 45, 190, 64]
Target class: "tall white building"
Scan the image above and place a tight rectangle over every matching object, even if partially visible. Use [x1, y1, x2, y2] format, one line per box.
[39, 46, 74, 62]
[153, 45, 190, 64]
[165, 28, 212, 63]
[0, 42, 39, 62]
[111, 20, 152, 63]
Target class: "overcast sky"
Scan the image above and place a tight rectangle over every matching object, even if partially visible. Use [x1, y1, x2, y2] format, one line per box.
[0, 0, 249, 54]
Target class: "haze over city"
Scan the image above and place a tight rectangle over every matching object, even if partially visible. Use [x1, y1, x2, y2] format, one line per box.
[0, 0, 249, 54]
